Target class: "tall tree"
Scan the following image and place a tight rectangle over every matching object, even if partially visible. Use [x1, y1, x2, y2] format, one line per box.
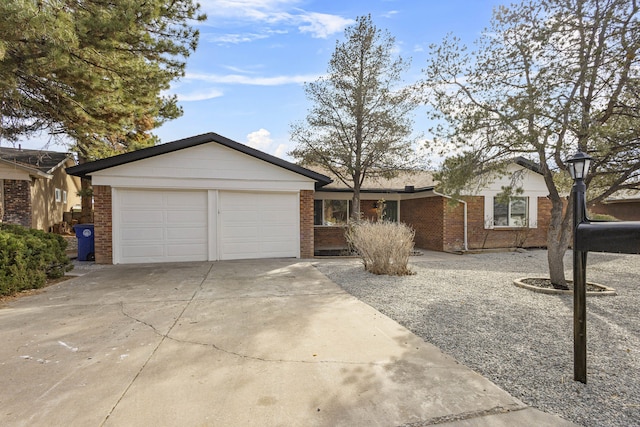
[290, 15, 418, 218]
[0, 0, 205, 159]
[423, 0, 640, 287]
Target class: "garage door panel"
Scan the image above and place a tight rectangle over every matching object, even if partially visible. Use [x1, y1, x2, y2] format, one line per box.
[166, 244, 208, 257]
[122, 245, 165, 258]
[166, 210, 207, 223]
[167, 191, 206, 206]
[122, 191, 164, 206]
[122, 227, 165, 241]
[219, 191, 298, 260]
[261, 226, 295, 238]
[117, 189, 208, 264]
[124, 210, 164, 224]
[223, 226, 259, 239]
[223, 211, 259, 223]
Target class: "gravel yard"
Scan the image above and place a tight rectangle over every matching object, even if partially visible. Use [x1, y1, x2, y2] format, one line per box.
[315, 249, 640, 427]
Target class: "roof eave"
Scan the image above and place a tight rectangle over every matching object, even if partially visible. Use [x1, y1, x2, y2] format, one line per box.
[66, 132, 333, 186]
[0, 158, 52, 179]
[316, 186, 435, 194]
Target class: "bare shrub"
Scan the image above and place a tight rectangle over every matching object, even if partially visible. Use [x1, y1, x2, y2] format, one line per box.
[346, 221, 415, 276]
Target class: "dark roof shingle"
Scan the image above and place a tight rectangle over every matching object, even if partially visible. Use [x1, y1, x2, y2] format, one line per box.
[0, 147, 72, 173]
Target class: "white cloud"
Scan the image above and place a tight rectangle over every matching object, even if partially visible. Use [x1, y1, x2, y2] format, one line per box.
[185, 72, 321, 86]
[246, 128, 273, 150]
[205, 33, 270, 44]
[381, 10, 399, 18]
[175, 88, 224, 102]
[274, 143, 289, 158]
[245, 129, 292, 159]
[198, 0, 351, 39]
[297, 13, 355, 39]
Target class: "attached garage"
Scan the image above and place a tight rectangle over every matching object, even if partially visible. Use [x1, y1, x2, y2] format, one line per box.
[67, 133, 331, 264]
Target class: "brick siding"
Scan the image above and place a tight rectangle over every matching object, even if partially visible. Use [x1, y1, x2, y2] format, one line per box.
[299, 190, 315, 258]
[2, 179, 32, 227]
[314, 226, 349, 251]
[93, 185, 113, 264]
[589, 200, 640, 221]
[312, 194, 556, 255]
[465, 196, 550, 250]
[442, 199, 466, 252]
[400, 197, 446, 251]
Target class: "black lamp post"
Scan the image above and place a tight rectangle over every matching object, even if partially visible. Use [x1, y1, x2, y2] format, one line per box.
[566, 150, 592, 383]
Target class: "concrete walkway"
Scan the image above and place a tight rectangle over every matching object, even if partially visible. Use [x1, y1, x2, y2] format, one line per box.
[0, 260, 576, 426]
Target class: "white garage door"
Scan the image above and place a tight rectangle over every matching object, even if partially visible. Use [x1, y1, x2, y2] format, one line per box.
[219, 191, 298, 260]
[117, 190, 208, 264]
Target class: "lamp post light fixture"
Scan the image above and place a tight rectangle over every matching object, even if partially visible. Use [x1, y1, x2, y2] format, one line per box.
[567, 151, 592, 181]
[567, 150, 592, 383]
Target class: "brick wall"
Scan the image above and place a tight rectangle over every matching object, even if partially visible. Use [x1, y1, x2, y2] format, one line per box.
[589, 200, 640, 221]
[400, 197, 445, 251]
[466, 196, 549, 250]
[442, 200, 466, 252]
[299, 190, 314, 258]
[2, 179, 32, 227]
[93, 185, 113, 264]
[314, 226, 349, 251]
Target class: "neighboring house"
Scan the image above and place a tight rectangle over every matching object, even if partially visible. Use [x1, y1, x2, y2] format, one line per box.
[0, 147, 82, 231]
[589, 190, 640, 221]
[313, 157, 551, 253]
[66, 132, 552, 265]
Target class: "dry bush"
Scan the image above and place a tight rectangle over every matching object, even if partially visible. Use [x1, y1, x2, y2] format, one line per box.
[346, 221, 415, 276]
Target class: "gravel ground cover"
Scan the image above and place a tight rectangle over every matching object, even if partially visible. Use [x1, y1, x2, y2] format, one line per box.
[315, 249, 640, 427]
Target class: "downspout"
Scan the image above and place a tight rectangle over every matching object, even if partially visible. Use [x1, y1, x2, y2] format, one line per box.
[433, 191, 468, 252]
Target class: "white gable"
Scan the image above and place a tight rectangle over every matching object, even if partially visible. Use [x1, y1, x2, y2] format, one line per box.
[463, 163, 548, 229]
[478, 163, 547, 195]
[91, 143, 316, 191]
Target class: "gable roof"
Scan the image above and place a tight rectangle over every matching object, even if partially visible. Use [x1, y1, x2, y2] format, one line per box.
[66, 132, 332, 186]
[0, 147, 73, 173]
[0, 147, 75, 179]
[311, 166, 436, 193]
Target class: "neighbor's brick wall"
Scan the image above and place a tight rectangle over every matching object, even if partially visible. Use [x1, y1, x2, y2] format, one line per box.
[400, 197, 445, 251]
[2, 179, 32, 227]
[299, 190, 314, 258]
[589, 200, 640, 221]
[93, 185, 113, 264]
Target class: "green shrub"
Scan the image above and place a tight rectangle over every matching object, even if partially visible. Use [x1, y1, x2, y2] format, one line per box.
[346, 221, 415, 276]
[0, 224, 71, 296]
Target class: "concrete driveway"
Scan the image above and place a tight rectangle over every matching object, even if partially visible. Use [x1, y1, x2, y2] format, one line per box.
[0, 260, 575, 426]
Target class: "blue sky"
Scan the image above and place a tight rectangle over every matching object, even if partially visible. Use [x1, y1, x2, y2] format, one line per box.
[21, 0, 508, 160]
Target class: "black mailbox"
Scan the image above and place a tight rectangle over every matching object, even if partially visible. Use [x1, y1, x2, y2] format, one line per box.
[575, 221, 640, 254]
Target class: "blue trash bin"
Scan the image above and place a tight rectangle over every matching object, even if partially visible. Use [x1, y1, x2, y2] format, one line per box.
[74, 224, 95, 261]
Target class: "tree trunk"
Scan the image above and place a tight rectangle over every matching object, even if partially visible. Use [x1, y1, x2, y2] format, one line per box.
[351, 186, 361, 221]
[547, 197, 573, 288]
[80, 177, 93, 224]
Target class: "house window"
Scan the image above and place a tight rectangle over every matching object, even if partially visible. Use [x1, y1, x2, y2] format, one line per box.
[314, 200, 351, 226]
[63, 190, 67, 204]
[494, 196, 528, 227]
[55, 188, 61, 203]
